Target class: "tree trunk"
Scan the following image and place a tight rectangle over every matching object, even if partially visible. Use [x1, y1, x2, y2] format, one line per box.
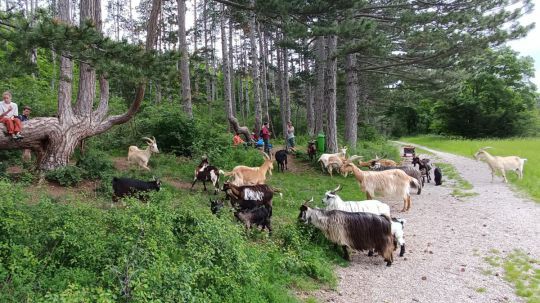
[258, 23, 269, 123]
[203, 0, 211, 103]
[304, 54, 314, 137]
[220, 5, 233, 118]
[344, 53, 358, 149]
[324, 35, 338, 153]
[282, 44, 291, 127]
[228, 17, 236, 115]
[313, 36, 326, 136]
[177, 0, 193, 118]
[249, 0, 261, 134]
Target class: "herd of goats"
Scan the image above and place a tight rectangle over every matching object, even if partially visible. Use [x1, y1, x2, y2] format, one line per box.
[109, 137, 528, 267]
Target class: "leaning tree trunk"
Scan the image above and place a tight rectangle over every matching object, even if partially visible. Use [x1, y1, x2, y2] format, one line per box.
[324, 34, 338, 153]
[177, 0, 193, 118]
[249, 0, 261, 134]
[344, 53, 358, 149]
[313, 36, 326, 136]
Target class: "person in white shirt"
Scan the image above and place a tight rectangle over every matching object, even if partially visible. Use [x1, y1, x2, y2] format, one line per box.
[286, 121, 295, 152]
[0, 91, 23, 140]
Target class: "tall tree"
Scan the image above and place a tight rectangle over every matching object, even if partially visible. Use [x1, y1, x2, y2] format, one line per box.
[304, 54, 314, 137]
[220, 4, 233, 118]
[177, 0, 192, 118]
[249, 0, 261, 133]
[324, 34, 338, 153]
[313, 36, 326, 136]
[344, 53, 358, 148]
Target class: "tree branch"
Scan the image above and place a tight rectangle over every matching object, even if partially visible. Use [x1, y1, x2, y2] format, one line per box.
[93, 74, 110, 121]
[211, 0, 252, 11]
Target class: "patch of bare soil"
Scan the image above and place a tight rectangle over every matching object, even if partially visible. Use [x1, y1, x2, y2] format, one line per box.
[313, 142, 540, 303]
[113, 157, 131, 171]
[272, 145, 311, 174]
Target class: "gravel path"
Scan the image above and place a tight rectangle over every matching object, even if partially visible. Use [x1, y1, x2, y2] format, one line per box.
[315, 142, 540, 303]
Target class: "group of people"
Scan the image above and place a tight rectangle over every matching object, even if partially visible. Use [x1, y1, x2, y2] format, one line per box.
[0, 91, 31, 141]
[232, 121, 296, 154]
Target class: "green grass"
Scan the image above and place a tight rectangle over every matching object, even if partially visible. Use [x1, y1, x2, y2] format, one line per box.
[401, 136, 540, 201]
[484, 250, 540, 303]
[434, 162, 477, 198]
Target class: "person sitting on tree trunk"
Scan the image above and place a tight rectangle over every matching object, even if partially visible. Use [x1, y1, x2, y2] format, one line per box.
[0, 91, 24, 140]
[233, 133, 246, 147]
[18, 106, 31, 122]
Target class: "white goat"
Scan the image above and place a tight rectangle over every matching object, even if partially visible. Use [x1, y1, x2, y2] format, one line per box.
[340, 162, 420, 212]
[127, 137, 159, 171]
[474, 147, 527, 183]
[320, 185, 391, 217]
[318, 147, 347, 174]
[224, 153, 274, 186]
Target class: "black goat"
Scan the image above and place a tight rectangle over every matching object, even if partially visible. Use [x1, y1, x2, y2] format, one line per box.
[210, 199, 225, 215]
[307, 141, 317, 162]
[222, 182, 275, 216]
[434, 167, 443, 186]
[274, 149, 288, 172]
[412, 157, 432, 183]
[112, 177, 161, 203]
[235, 206, 272, 234]
[191, 158, 223, 194]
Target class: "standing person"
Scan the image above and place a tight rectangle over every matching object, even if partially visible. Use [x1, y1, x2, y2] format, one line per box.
[286, 121, 296, 152]
[0, 91, 23, 140]
[261, 122, 271, 154]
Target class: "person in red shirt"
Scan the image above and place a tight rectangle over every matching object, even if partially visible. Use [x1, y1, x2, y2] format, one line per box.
[232, 133, 245, 147]
[261, 122, 271, 154]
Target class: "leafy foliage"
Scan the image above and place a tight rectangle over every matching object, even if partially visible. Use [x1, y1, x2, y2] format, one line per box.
[45, 166, 84, 186]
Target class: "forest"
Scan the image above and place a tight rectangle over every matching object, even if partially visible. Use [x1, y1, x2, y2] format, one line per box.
[0, 0, 539, 301]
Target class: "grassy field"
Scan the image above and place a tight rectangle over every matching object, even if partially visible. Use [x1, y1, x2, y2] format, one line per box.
[401, 136, 540, 202]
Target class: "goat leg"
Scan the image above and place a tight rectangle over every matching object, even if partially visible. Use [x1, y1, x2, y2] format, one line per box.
[342, 245, 350, 261]
[203, 180, 207, 191]
[367, 250, 374, 257]
[399, 244, 405, 257]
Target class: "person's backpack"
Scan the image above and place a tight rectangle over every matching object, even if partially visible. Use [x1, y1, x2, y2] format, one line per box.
[259, 129, 264, 138]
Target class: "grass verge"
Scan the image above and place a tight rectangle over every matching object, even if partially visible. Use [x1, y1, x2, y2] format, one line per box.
[483, 250, 540, 303]
[435, 162, 477, 198]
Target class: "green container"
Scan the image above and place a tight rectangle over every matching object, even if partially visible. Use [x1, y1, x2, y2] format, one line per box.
[316, 133, 326, 153]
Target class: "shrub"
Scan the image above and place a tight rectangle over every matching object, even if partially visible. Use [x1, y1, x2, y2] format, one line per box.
[45, 166, 84, 186]
[76, 149, 114, 180]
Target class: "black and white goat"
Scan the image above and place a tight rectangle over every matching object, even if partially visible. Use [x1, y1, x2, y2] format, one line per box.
[274, 149, 288, 172]
[412, 157, 432, 183]
[298, 204, 394, 266]
[222, 182, 276, 216]
[191, 157, 224, 194]
[112, 177, 161, 203]
[370, 165, 423, 194]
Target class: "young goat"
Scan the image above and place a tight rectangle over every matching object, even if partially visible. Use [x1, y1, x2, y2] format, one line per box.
[319, 185, 390, 217]
[191, 157, 224, 194]
[235, 206, 272, 234]
[112, 177, 161, 203]
[127, 137, 159, 171]
[370, 165, 423, 194]
[474, 147, 527, 183]
[340, 162, 420, 212]
[412, 157, 432, 183]
[307, 141, 317, 162]
[274, 149, 288, 172]
[298, 204, 394, 266]
[224, 153, 274, 186]
[434, 167, 443, 186]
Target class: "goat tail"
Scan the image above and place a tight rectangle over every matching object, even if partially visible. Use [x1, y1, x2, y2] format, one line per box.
[218, 170, 225, 175]
[271, 187, 284, 199]
[223, 171, 234, 177]
[409, 177, 420, 189]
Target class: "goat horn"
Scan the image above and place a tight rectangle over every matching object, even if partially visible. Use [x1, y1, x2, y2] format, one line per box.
[152, 136, 156, 142]
[331, 184, 342, 194]
[142, 137, 152, 143]
[263, 152, 270, 160]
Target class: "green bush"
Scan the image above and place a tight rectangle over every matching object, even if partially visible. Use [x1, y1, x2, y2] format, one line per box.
[45, 166, 84, 186]
[76, 149, 114, 180]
